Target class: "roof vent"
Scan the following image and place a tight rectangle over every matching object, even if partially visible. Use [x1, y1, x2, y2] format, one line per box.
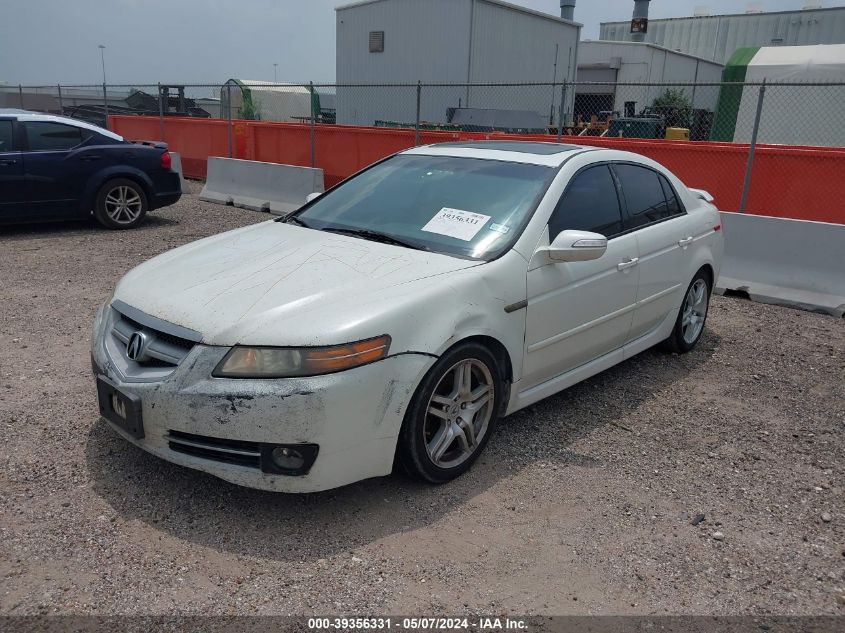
[802, 2, 822, 8]
[694, 5, 711, 16]
[745, 2, 763, 13]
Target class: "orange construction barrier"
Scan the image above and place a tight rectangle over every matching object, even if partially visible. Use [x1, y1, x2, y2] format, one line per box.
[110, 115, 844, 224]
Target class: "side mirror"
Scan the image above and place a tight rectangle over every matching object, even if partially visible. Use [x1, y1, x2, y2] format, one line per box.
[546, 229, 608, 262]
[305, 192, 322, 203]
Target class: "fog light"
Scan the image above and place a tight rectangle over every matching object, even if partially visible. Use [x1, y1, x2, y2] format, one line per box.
[260, 443, 319, 476]
[272, 446, 305, 470]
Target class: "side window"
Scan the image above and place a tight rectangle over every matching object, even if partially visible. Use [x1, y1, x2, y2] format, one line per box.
[0, 120, 14, 153]
[614, 164, 671, 230]
[549, 165, 623, 240]
[23, 121, 84, 151]
[658, 173, 684, 217]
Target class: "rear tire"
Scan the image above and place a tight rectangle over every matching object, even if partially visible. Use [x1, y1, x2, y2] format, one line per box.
[398, 342, 503, 484]
[661, 269, 711, 354]
[94, 178, 148, 229]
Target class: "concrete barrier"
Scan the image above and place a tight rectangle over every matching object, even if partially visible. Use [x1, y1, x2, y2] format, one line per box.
[170, 152, 187, 192]
[716, 212, 845, 317]
[200, 157, 324, 216]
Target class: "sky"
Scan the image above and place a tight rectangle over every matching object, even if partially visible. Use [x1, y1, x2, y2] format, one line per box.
[0, 0, 823, 86]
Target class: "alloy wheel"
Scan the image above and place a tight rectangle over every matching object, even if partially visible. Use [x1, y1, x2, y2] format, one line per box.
[681, 279, 709, 344]
[104, 185, 143, 224]
[424, 358, 495, 469]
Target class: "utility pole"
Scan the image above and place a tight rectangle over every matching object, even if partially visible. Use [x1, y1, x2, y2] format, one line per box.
[98, 44, 109, 129]
[549, 43, 559, 126]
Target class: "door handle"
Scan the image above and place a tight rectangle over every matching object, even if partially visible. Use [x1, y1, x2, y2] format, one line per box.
[678, 236, 694, 248]
[0, 159, 18, 166]
[617, 257, 639, 271]
[80, 155, 102, 162]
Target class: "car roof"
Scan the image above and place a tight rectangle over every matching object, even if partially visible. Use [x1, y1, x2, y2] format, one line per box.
[403, 141, 595, 167]
[0, 109, 124, 141]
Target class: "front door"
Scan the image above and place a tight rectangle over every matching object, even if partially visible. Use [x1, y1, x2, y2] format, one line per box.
[21, 120, 92, 220]
[523, 164, 640, 388]
[0, 118, 26, 220]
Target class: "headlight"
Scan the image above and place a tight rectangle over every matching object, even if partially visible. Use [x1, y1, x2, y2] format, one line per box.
[212, 335, 391, 378]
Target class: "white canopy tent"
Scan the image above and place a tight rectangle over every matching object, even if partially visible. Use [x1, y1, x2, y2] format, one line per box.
[221, 80, 317, 123]
[726, 44, 845, 146]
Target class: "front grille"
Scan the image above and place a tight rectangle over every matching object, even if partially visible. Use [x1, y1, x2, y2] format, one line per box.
[120, 315, 194, 355]
[167, 430, 261, 469]
[112, 313, 194, 368]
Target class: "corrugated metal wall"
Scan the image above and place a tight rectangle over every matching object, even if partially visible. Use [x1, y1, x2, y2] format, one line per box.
[599, 7, 845, 63]
[336, 0, 472, 126]
[467, 0, 579, 119]
[336, 0, 579, 127]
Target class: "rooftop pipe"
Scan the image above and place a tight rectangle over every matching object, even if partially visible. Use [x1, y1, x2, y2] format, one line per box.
[631, 0, 651, 42]
[560, 0, 576, 21]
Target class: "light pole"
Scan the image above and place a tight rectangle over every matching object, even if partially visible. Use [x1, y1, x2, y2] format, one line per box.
[273, 63, 278, 83]
[98, 44, 109, 129]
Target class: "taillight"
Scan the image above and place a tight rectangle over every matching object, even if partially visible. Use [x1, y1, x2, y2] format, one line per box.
[160, 151, 172, 170]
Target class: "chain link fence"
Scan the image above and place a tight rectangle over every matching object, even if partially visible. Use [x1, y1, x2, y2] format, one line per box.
[3, 80, 843, 218]
[4, 80, 844, 145]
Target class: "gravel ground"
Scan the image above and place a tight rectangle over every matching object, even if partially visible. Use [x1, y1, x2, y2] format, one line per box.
[1, 182, 843, 616]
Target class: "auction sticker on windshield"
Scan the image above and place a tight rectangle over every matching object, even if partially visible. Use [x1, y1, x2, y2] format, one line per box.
[421, 208, 491, 241]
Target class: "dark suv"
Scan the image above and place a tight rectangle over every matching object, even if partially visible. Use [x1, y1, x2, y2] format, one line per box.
[0, 109, 180, 229]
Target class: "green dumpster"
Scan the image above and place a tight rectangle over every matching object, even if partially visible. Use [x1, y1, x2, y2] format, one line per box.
[607, 117, 664, 139]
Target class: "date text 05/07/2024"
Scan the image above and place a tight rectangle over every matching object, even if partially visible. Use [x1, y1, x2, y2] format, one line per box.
[307, 616, 529, 630]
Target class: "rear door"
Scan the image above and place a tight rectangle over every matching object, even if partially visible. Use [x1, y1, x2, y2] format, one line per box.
[612, 163, 696, 340]
[21, 120, 98, 220]
[0, 118, 26, 220]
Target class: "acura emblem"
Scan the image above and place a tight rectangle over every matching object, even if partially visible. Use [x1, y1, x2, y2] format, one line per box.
[126, 331, 149, 362]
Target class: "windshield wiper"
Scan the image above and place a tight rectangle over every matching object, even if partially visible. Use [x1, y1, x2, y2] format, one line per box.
[322, 227, 424, 251]
[283, 215, 311, 228]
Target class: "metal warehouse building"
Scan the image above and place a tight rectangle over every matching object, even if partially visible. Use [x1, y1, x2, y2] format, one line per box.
[599, 5, 845, 63]
[335, 0, 581, 127]
[576, 40, 723, 117]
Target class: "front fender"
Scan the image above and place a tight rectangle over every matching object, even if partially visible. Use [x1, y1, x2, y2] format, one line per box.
[391, 250, 529, 383]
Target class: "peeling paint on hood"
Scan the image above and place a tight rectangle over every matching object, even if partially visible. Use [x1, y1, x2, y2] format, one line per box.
[113, 221, 481, 346]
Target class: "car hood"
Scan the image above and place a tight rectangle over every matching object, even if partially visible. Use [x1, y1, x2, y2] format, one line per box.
[112, 221, 481, 345]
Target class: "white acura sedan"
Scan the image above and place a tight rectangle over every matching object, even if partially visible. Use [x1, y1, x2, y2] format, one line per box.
[91, 141, 723, 492]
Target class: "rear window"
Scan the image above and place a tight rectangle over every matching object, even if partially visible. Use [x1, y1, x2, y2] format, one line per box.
[0, 120, 14, 152]
[24, 121, 86, 151]
[658, 173, 684, 216]
[614, 164, 672, 229]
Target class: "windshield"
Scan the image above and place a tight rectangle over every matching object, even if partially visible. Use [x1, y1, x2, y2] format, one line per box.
[291, 154, 555, 260]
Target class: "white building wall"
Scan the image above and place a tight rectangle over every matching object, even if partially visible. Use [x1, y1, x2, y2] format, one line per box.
[467, 0, 580, 124]
[576, 41, 723, 115]
[336, 0, 472, 126]
[336, 0, 580, 127]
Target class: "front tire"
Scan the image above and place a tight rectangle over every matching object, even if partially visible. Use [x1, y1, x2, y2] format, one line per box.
[661, 270, 711, 353]
[398, 343, 503, 484]
[94, 178, 148, 229]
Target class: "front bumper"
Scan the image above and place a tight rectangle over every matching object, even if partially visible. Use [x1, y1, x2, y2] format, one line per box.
[91, 306, 435, 492]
